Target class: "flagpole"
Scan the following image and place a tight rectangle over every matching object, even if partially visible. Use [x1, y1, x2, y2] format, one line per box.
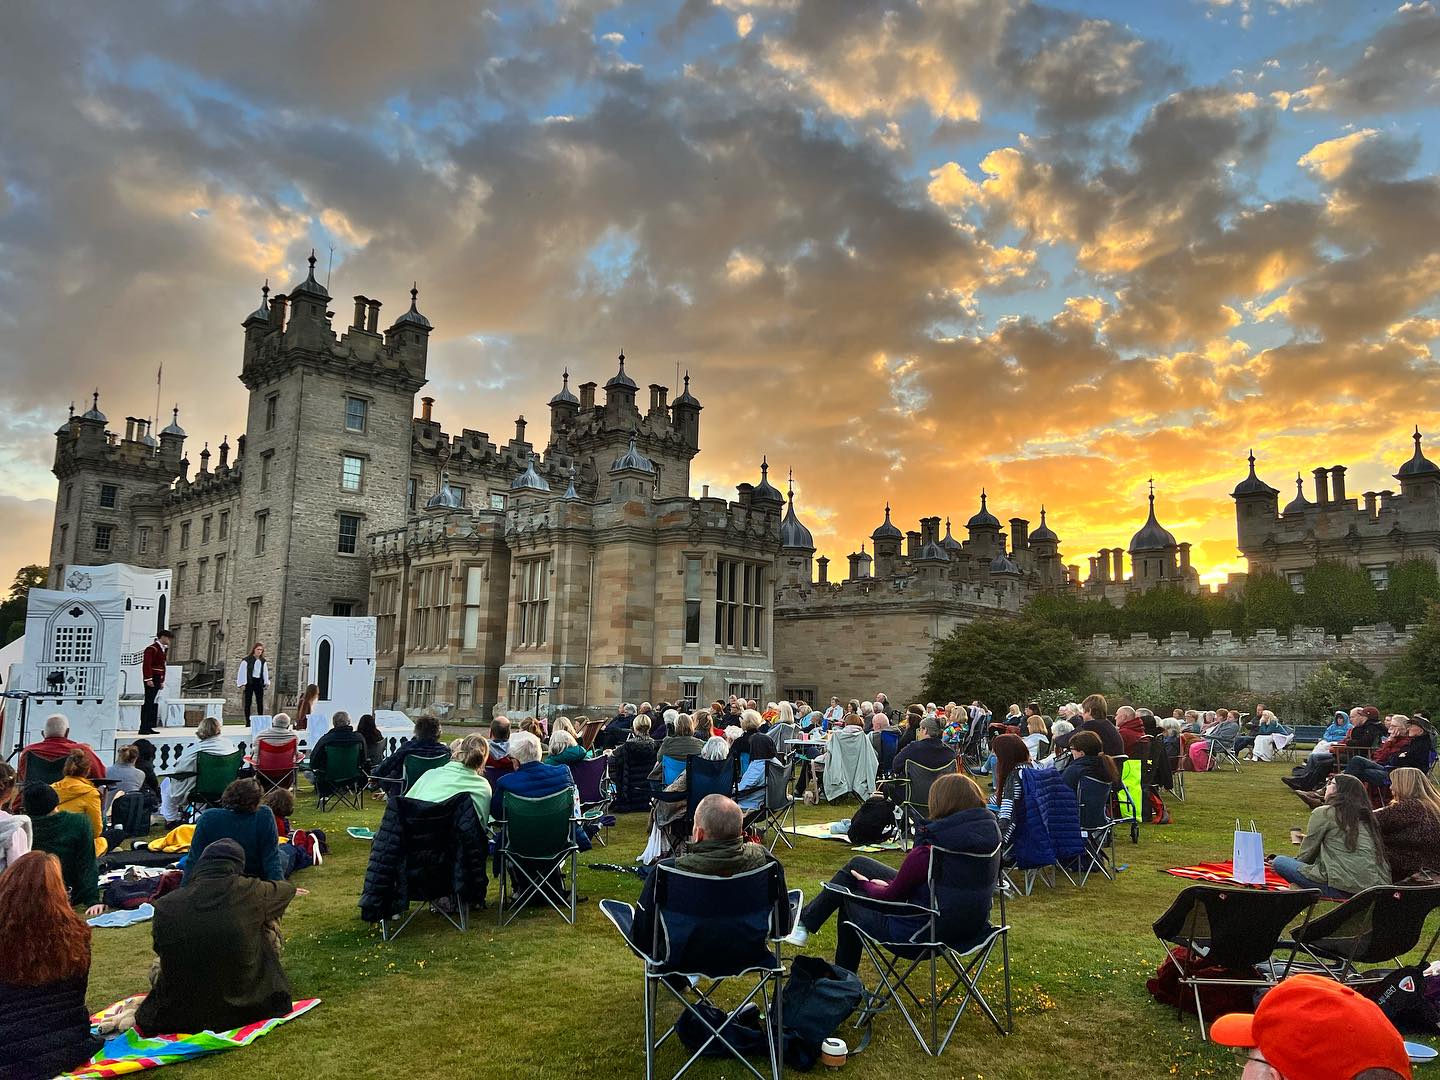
[153, 364, 162, 438]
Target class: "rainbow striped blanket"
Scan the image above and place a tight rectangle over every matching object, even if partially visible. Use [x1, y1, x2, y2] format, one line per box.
[60, 998, 320, 1078]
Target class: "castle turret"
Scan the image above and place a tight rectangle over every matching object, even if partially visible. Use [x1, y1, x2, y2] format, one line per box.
[1129, 482, 1181, 587]
[671, 371, 701, 450]
[965, 490, 1001, 559]
[778, 472, 815, 587]
[604, 352, 639, 418]
[548, 369, 579, 439]
[384, 283, 432, 379]
[870, 504, 902, 578]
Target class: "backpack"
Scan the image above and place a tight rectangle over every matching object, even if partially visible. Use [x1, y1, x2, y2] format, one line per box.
[1148, 791, 1171, 825]
[674, 1000, 770, 1058]
[781, 956, 867, 1070]
[1147, 947, 1258, 1018]
[845, 798, 896, 846]
[1363, 966, 1439, 1034]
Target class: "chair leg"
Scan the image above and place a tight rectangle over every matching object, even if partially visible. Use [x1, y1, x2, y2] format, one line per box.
[644, 972, 657, 1080]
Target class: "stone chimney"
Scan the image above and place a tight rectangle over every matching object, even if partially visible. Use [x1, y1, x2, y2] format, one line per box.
[1363, 490, 1378, 517]
[366, 299, 381, 333]
[421, 396, 434, 422]
[1088, 555, 1099, 582]
[1179, 542, 1191, 570]
[817, 556, 829, 584]
[1330, 465, 1348, 504]
[848, 552, 863, 580]
[579, 381, 596, 411]
[1112, 548, 1124, 582]
[352, 296, 368, 330]
[124, 417, 137, 442]
[269, 292, 288, 327]
[906, 530, 921, 558]
[1009, 517, 1029, 551]
[647, 384, 669, 416]
[1312, 466, 1330, 506]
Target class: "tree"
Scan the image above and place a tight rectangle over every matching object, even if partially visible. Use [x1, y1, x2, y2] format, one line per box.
[1119, 585, 1208, 640]
[1242, 572, 1299, 634]
[1268, 660, 1377, 724]
[923, 618, 1089, 710]
[1023, 592, 1123, 640]
[1200, 591, 1244, 634]
[0, 564, 45, 646]
[1378, 606, 1440, 717]
[1300, 561, 1380, 636]
[1380, 559, 1440, 629]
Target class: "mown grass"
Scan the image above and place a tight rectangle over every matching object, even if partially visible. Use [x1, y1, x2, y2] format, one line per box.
[87, 762, 1437, 1079]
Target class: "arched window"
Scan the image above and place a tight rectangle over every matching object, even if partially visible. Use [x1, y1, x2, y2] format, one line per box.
[156, 594, 167, 636]
[316, 637, 333, 701]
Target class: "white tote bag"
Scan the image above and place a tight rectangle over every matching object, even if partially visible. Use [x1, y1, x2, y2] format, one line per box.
[1233, 819, 1266, 885]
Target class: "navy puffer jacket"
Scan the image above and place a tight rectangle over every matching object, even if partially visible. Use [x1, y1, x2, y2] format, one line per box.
[359, 793, 489, 922]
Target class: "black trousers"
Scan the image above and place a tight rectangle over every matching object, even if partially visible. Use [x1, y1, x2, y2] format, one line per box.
[140, 683, 161, 734]
[243, 681, 266, 721]
[1344, 757, 1390, 786]
[799, 856, 899, 972]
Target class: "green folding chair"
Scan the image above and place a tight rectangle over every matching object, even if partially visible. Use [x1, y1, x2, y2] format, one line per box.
[311, 742, 366, 812]
[22, 753, 67, 786]
[187, 750, 243, 820]
[497, 787, 580, 926]
[402, 752, 450, 794]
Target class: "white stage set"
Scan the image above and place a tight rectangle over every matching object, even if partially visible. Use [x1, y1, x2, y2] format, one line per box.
[3, 564, 412, 776]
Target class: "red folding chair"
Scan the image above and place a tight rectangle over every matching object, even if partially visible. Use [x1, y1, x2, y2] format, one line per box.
[246, 736, 304, 793]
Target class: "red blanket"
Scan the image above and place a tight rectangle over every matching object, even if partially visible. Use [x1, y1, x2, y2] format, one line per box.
[1163, 860, 1292, 891]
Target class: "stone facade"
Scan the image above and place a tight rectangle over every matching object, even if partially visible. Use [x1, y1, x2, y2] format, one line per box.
[1230, 434, 1440, 590]
[1080, 625, 1416, 691]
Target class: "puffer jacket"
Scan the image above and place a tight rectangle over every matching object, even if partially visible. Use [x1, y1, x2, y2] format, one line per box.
[359, 793, 489, 923]
[610, 736, 659, 813]
[1010, 767, 1084, 869]
[0, 973, 102, 1079]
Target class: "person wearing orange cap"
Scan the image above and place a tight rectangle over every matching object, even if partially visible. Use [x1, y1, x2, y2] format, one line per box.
[1211, 973, 1412, 1079]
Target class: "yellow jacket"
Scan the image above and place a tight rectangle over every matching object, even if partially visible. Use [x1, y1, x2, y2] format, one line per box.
[51, 776, 108, 856]
[149, 823, 196, 853]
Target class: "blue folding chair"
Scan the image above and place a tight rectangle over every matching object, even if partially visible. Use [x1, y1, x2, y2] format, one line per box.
[661, 756, 687, 786]
[828, 844, 1010, 1056]
[601, 861, 801, 1080]
[1071, 776, 1117, 885]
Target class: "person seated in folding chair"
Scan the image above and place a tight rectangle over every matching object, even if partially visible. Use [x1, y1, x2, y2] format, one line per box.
[1272, 774, 1390, 899]
[371, 713, 447, 794]
[254, 711, 296, 747]
[735, 734, 777, 811]
[1237, 710, 1292, 761]
[609, 715, 659, 813]
[307, 710, 367, 791]
[784, 774, 995, 961]
[990, 734, 1031, 848]
[882, 717, 957, 801]
[492, 731, 589, 900]
[1286, 713, 1420, 795]
[1375, 767, 1440, 882]
[631, 793, 783, 950]
[135, 838, 297, 1039]
[183, 779, 284, 885]
[1059, 731, 1118, 795]
[408, 734, 493, 828]
[158, 717, 237, 827]
[1339, 715, 1432, 792]
[18, 714, 108, 784]
[642, 735, 731, 864]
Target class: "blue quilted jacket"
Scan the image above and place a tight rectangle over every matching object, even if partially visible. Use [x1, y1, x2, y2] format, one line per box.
[1010, 767, 1084, 869]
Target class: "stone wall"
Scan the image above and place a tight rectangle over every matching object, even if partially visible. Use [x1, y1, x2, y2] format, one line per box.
[1080, 624, 1416, 690]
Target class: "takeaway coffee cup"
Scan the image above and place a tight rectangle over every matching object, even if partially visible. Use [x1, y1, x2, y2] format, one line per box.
[1290, 827, 1304, 844]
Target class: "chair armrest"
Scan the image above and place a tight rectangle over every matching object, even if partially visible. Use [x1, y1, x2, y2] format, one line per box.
[820, 881, 938, 918]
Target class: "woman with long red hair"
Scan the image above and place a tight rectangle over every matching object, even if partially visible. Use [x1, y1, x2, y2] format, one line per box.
[991, 732, 1032, 848]
[0, 851, 102, 1077]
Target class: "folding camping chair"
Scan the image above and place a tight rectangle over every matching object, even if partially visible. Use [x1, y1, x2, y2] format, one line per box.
[570, 756, 616, 847]
[361, 793, 487, 941]
[832, 844, 1010, 1055]
[655, 756, 737, 856]
[1072, 776, 1116, 885]
[20, 752, 67, 786]
[898, 759, 954, 850]
[1152, 884, 1319, 1038]
[310, 741, 366, 811]
[600, 860, 799, 1080]
[1206, 735, 1243, 773]
[1167, 742, 1186, 802]
[402, 751, 449, 794]
[496, 787, 581, 926]
[1283, 883, 1440, 986]
[245, 735, 303, 793]
[741, 757, 798, 851]
[185, 750, 243, 821]
[1111, 754, 1141, 843]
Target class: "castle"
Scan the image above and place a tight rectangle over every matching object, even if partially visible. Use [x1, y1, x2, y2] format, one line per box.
[45, 258, 1440, 716]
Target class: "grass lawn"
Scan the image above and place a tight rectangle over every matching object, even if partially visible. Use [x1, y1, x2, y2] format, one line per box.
[86, 761, 1435, 1079]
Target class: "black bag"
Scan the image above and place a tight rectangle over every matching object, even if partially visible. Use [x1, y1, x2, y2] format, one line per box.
[1364, 966, 1439, 1034]
[781, 955, 866, 1069]
[674, 1000, 770, 1058]
[845, 798, 896, 846]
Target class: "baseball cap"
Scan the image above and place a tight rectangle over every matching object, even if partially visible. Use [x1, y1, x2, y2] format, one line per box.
[1211, 974, 1412, 1079]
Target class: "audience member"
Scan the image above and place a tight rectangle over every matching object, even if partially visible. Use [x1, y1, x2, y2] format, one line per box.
[1024, 715, 1051, 759]
[729, 710, 763, 761]
[0, 852, 103, 1077]
[135, 838, 297, 1036]
[184, 779, 283, 885]
[372, 714, 446, 783]
[409, 733, 493, 826]
[0, 763, 31, 873]
[106, 744, 155, 814]
[24, 783, 100, 913]
[51, 750, 107, 856]
[308, 711, 367, 776]
[784, 775, 998, 970]
[1080, 694, 1125, 756]
[545, 729, 588, 766]
[159, 716, 237, 825]
[255, 711, 297, 745]
[991, 734, 1032, 847]
[736, 733, 777, 810]
[491, 731, 577, 822]
[1272, 774, 1389, 898]
[1374, 767, 1440, 882]
[260, 788, 314, 877]
[1342, 715, 1433, 787]
[356, 714, 387, 771]
[19, 714, 107, 782]
[1060, 731, 1119, 794]
[656, 712, 705, 766]
[891, 716, 957, 779]
[1115, 706, 1146, 754]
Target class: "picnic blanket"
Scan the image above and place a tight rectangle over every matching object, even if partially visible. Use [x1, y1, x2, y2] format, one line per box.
[59, 998, 320, 1078]
[1163, 860, 1292, 891]
[794, 820, 904, 852]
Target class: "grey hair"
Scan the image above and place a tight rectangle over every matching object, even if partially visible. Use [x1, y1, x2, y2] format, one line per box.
[919, 717, 942, 738]
[693, 793, 742, 839]
[701, 735, 730, 760]
[1160, 718, 1182, 735]
[663, 709, 680, 726]
[269, 712, 293, 730]
[509, 730, 542, 765]
[43, 714, 68, 738]
[548, 729, 577, 755]
[1051, 719, 1075, 738]
[196, 716, 223, 740]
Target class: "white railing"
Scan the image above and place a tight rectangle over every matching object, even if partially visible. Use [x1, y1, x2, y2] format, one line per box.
[26, 663, 108, 700]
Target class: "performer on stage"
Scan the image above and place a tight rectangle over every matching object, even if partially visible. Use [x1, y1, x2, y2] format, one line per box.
[140, 630, 173, 735]
[235, 643, 271, 722]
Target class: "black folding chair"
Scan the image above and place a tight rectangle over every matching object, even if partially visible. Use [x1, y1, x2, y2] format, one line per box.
[359, 793, 488, 941]
[898, 759, 954, 850]
[1206, 735, 1243, 773]
[1284, 884, 1440, 985]
[600, 861, 799, 1080]
[496, 787, 581, 926]
[1072, 776, 1116, 885]
[741, 758, 798, 852]
[1152, 885, 1319, 1038]
[831, 844, 1010, 1055]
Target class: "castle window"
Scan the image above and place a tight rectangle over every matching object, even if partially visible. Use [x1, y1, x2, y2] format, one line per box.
[375, 578, 398, 653]
[264, 394, 278, 432]
[189, 622, 201, 661]
[246, 598, 262, 647]
[715, 559, 766, 651]
[202, 515, 212, 544]
[1286, 571, 1305, 594]
[218, 511, 229, 540]
[99, 484, 118, 509]
[1368, 565, 1390, 591]
[214, 554, 225, 592]
[489, 493, 506, 511]
[64, 484, 72, 511]
[332, 601, 354, 617]
[179, 521, 191, 550]
[407, 676, 435, 709]
[341, 455, 364, 493]
[463, 565, 484, 650]
[260, 451, 274, 491]
[456, 677, 474, 712]
[408, 477, 418, 512]
[206, 623, 220, 669]
[450, 484, 467, 506]
[59, 524, 69, 554]
[160, 527, 170, 554]
[254, 512, 268, 555]
[345, 396, 368, 433]
[684, 556, 702, 645]
[94, 524, 113, 552]
[136, 526, 148, 554]
[515, 558, 549, 648]
[679, 678, 702, 711]
[727, 682, 763, 702]
[197, 557, 208, 594]
[174, 563, 187, 594]
[337, 513, 361, 555]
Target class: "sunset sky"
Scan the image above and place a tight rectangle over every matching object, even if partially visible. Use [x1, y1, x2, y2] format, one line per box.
[2, 1, 1438, 589]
